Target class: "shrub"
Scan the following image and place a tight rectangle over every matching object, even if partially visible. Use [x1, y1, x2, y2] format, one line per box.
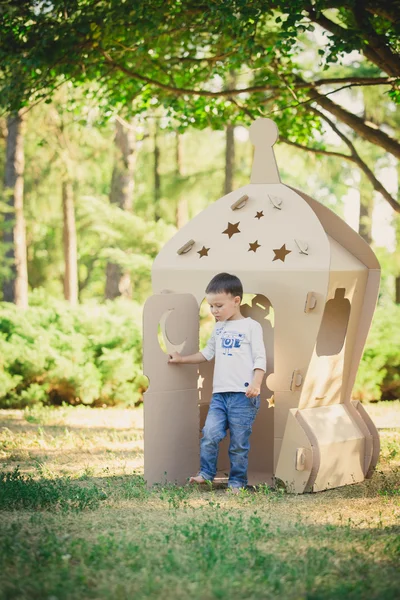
[353, 303, 400, 402]
[0, 295, 145, 408]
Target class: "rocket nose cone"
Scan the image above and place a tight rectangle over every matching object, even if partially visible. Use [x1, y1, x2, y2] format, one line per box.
[249, 118, 281, 184]
[249, 118, 279, 148]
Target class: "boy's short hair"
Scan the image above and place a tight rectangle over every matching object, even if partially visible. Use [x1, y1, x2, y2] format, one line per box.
[205, 272, 243, 300]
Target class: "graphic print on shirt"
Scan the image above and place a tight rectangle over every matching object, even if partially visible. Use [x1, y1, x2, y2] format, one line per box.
[220, 331, 245, 356]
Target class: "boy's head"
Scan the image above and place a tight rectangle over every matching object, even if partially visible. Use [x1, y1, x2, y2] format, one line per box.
[205, 273, 243, 321]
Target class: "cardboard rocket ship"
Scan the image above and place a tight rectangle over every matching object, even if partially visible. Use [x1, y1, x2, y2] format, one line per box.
[143, 118, 380, 493]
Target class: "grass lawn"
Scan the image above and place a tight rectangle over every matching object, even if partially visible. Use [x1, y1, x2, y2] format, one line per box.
[0, 402, 399, 600]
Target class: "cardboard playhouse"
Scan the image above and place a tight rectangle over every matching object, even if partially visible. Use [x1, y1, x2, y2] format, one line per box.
[143, 118, 380, 493]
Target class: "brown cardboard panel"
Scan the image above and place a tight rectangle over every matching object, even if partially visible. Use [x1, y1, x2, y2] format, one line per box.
[300, 404, 364, 442]
[143, 293, 199, 393]
[262, 274, 329, 393]
[346, 402, 373, 475]
[351, 400, 380, 478]
[274, 437, 283, 471]
[198, 358, 214, 406]
[274, 391, 302, 439]
[216, 436, 231, 472]
[300, 267, 368, 410]
[334, 270, 369, 404]
[313, 438, 365, 491]
[275, 410, 314, 494]
[316, 288, 351, 357]
[144, 388, 199, 486]
[241, 293, 274, 394]
[293, 188, 380, 412]
[248, 399, 274, 478]
[199, 402, 209, 431]
[299, 405, 365, 491]
[292, 188, 380, 269]
[295, 411, 320, 492]
[248, 471, 274, 487]
[152, 184, 331, 282]
[300, 352, 344, 410]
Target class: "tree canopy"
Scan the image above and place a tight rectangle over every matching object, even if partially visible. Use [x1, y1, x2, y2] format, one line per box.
[1, 0, 399, 208]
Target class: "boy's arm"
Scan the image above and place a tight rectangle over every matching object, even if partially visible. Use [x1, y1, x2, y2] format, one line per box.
[168, 327, 215, 365]
[252, 368, 265, 388]
[246, 322, 267, 398]
[168, 351, 207, 364]
[246, 369, 265, 398]
[246, 368, 265, 398]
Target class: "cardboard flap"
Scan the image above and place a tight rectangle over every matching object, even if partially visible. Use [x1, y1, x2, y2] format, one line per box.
[143, 293, 199, 393]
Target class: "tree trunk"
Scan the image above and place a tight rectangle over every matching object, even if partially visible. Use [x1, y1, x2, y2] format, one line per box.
[359, 173, 373, 244]
[175, 133, 188, 228]
[105, 117, 136, 300]
[62, 179, 78, 305]
[395, 277, 400, 304]
[2, 111, 28, 308]
[224, 124, 235, 195]
[154, 121, 161, 222]
[110, 118, 136, 211]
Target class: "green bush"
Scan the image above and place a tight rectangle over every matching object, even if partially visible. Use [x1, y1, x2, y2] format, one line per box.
[353, 303, 400, 402]
[0, 295, 147, 408]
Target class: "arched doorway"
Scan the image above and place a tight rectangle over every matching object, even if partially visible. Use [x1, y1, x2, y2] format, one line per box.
[198, 293, 275, 486]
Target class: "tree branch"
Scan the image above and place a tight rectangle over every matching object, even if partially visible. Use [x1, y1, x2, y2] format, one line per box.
[101, 49, 396, 99]
[169, 50, 237, 64]
[311, 76, 396, 87]
[281, 138, 351, 160]
[308, 86, 400, 159]
[352, 1, 400, 76]
[364, 1, 400, 24]
[309, 106, 400, 212]
[100, 50, 273, 96]
[306, 6, 400, 76]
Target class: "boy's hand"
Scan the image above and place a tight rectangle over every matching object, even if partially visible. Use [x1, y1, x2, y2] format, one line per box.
[245, 385, 260, 398]
[168, 351, 182, 364]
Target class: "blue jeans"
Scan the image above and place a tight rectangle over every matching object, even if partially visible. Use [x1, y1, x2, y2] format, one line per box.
[199, 392, 260, 488]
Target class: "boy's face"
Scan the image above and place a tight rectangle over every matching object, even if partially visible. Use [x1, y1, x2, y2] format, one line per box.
[206, 292, 241, 321]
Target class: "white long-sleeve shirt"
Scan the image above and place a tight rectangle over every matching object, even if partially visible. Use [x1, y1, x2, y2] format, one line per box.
[200, 317, 266, 393]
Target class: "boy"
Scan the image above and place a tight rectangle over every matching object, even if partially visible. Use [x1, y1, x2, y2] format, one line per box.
[168, 272, 266, 491]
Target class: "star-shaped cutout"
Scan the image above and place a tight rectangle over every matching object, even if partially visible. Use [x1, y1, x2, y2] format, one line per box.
[197, 246, 210, 258]
[267, 395, 275, 408]
[248, 240, 261, 253]
[222, 222, 240, 239]
[255, 211, 264, 220]
[272, 244, 291, 262]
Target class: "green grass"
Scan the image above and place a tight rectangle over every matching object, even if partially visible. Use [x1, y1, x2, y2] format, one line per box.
[0, 404, 399, 599]
[0, 467, 107, 511]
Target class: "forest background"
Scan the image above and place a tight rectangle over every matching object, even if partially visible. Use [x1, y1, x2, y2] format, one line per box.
[0, 0, 399, 409]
